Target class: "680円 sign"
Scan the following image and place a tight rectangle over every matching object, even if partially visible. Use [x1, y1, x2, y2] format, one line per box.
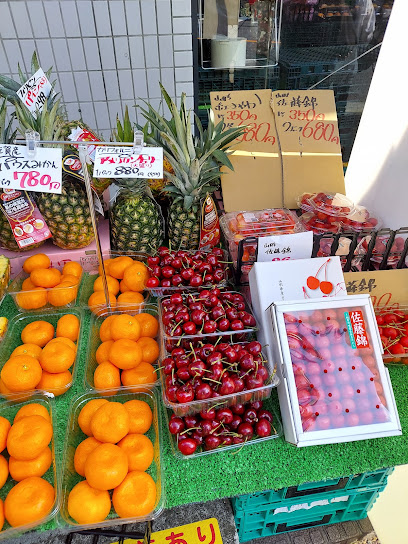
[0, 145, 62, 194]
[93, 146, 163, 179]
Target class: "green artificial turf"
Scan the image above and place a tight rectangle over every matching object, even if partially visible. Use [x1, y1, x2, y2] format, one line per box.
[0, 276, 407, 533]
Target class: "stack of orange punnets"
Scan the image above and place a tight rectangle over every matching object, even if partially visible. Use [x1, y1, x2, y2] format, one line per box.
[0, 403, 55, 529]
[94, 313, 159, 393]
[16, 254, 82, 310]
[68, 399, 156, 524]
[0, 315, 80, 398]
[88, 257, 150, 315]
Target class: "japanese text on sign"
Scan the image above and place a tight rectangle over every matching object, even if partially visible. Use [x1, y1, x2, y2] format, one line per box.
[0, 145, 62, 193]
[344, 310, 370, 349]
[93, 146, 163, 179]
[210, 91, 276, 146]
[120, 518, 222, 544]
[257, 231, 313, 263]
[272, 91, 340, 147]
[17, 68, 53, 116]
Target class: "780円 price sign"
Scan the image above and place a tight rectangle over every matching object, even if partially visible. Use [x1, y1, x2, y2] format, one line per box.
[93, 146, 163, 179]
[0, 145, 62, 193]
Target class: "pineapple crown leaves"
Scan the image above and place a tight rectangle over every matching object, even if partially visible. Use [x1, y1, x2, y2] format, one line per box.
[111, 105, 135, 143]
[14, 98, 64, 144]
[0, 99, 17, 145]
[138, 83, 245, 211]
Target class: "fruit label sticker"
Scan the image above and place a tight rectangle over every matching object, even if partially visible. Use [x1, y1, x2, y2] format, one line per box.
[67, 126, 101, 162]
[257, 231, 313, 263]
[0, 189, 52, 248]
[93, 146, 163, 179]
[119, 518, 223, 544]
[199, 194, 220, 249]
[0, 145, 62, 193]
[344, 310, 370, 349]
[16, 68, 53, 116]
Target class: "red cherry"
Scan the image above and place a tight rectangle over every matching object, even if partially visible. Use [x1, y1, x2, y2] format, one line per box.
[255, 419, 271, 437]
[169, 417, 185, 434]
[195, 383, 213, 400]
[178, 438, 198, 455]
[190, 275, 203, 288]
[162, 265, 175, 278]
[176, 384, 194, 403]
[238, 422, 254, 439]
[146, 277, 160, 288]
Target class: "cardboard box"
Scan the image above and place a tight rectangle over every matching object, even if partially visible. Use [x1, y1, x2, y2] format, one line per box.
[2, 218, 111, 278]
[270, 295, 401, 446]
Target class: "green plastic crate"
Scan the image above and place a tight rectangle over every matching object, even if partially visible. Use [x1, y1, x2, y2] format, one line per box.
[232, 467, 393, 511]
[233, 483, 387, 541]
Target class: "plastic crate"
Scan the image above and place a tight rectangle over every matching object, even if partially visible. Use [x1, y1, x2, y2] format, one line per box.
[232, 467, 393, 511]
[198, 66, 280, 106]
[281, 20, 351, 48]
[233, 486, 384, 541]
[279, 46, 372, 78]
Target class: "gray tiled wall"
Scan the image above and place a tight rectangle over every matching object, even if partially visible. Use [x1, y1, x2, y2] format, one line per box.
[0, 0, 194, 138]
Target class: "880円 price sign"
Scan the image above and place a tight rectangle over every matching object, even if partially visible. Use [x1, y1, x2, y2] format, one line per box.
[93, 146, 163, 179]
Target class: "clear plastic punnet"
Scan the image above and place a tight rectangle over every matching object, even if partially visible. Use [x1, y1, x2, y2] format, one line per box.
[298, 192, 355, 218]
[159, 338, 279, 417]
[159, 290, 258, 351]
[0, 393, 60, 541]
[165, 401, 282, 458]
[271, 295, 401, 446]
[299, 212, 341, 235]
[220, 209, 302, 243]
[60, 387, 164, 530]
[8, 263, 82, 312]
[341, 205, 381, 233]
[375, 306, 408, 365]
[84, 305, 160, 391]
[0, 309, 84, 398]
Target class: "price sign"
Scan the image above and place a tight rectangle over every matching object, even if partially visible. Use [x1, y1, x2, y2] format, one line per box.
[257, 231, 313, 262]
[93, 146, 163, 179]
[0, 145, 62, 193]
[210, 89, 283, 211]
[271, 90, 345, 208]
[16, 69, 53, 116]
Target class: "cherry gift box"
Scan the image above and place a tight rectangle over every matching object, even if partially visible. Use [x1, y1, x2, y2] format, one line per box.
[269, 295, 401, 447]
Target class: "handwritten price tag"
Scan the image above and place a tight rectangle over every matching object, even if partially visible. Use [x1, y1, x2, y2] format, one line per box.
[93, 146, 163, 179]
[257, 231, 313, 262]
[0, 145, 62, 193]
[210, 89, 283, 211]
[210, 90, 278, 150]
[270, 90, 345, 208]
[17, 69, 53, 116]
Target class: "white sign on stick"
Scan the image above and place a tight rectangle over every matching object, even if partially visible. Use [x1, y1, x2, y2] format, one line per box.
[93, 146, 163, 179]
[17, 69, 53, 115]
[257, 231, 313, 263]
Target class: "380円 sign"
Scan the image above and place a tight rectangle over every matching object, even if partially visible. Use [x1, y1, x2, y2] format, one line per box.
[93, 146, 163, 179]
[0, 145, 62, 194]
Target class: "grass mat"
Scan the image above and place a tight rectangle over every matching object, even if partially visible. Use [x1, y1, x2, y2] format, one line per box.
[0, 281, 407, 533]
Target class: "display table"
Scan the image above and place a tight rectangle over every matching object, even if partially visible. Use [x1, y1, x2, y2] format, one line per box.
[0, 282, 406, 532]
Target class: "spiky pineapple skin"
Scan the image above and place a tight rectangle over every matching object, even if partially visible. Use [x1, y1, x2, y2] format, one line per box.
[111, 190, 164, 253]
[168, 201, 200, 251]
[0, 211, 44, 251]
[35, 177, 95, 250]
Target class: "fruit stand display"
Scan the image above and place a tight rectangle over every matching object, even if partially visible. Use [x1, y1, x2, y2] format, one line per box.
[0, 60, 408, 542]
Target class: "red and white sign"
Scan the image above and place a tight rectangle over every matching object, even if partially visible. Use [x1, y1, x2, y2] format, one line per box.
[93, 146, 163, 179]
[349, 310, 370, 349]
[0, 145, 62, 194]
[17, 69, 53, 115]
[0, 189, 52, 249]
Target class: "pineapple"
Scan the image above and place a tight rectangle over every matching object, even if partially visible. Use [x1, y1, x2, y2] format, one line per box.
[0, 317, 8, 338]
[35, 174, 94, 249]
[140, 85, 244, 250]
[59, 119, 111, 195]
[109, 107, 164, 253]
[0, 255, 10, 304]
[0, 52, 96, 250]
[0, 98, 44, 251]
